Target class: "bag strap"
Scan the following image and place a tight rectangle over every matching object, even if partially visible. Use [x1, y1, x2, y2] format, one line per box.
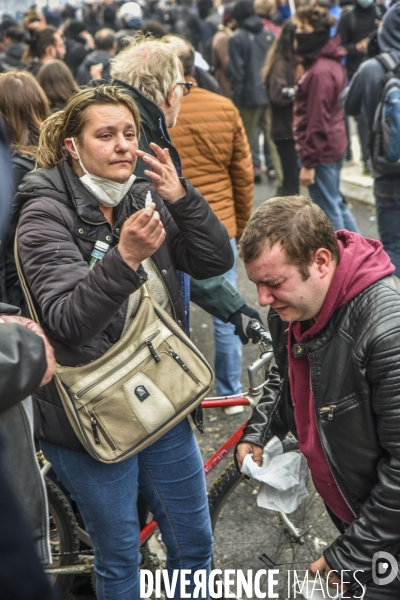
[14, 228, 40, 323]
[376, 52, 399, 74]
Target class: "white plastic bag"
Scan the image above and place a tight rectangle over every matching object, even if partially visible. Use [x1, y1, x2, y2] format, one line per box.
[241, 436, 309, 513]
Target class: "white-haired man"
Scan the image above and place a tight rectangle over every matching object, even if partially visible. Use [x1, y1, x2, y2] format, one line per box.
[111, 37, 263, 399]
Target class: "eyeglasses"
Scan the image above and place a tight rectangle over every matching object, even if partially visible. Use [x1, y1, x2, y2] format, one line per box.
[175, 82, 193, 96]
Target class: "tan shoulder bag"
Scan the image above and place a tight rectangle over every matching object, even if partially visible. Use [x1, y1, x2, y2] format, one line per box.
[15, 237, 214, 463]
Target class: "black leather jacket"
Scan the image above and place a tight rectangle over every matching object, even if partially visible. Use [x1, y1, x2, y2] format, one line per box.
[240, 275, 400, 590]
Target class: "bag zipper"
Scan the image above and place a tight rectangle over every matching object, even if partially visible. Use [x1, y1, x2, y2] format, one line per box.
[146, 339, 160, 362]
[169, 349, 200, 384]
[91, 413, 117, 450]
[76, 330, 160, 399]
[91, 416, 100, 444]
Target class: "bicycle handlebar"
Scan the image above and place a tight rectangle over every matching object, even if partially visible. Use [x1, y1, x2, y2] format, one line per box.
[245, 318, 272, 345]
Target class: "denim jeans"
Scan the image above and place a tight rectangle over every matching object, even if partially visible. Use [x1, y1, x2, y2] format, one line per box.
[308, 157, 359, 232]
[375, 177, 400, 276]
[42, 418, 212, 600]
[212, 238, 242, 396]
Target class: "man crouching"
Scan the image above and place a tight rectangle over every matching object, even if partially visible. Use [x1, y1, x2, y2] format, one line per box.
[236, 195, 400, 598]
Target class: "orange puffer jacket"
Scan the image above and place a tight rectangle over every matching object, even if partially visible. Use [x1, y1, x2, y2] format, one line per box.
[169, 78, 254, 238]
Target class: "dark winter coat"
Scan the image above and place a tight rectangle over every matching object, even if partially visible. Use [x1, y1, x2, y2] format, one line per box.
[338, 3, 384, 79]
[16, 158, 233, 451]
[228, 15, 275, 107]
[0, 42, 25, 70]
[293, 35, 347, 169]
[0, 152, 36, 310]
[64, 35, 89, 77]
[76, 49, 113, 85]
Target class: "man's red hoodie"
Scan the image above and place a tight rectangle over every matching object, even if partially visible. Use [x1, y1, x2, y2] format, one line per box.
[288, 231, 395, 524]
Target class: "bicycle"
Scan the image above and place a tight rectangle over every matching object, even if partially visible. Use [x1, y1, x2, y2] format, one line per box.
[39, 321, 340, 599]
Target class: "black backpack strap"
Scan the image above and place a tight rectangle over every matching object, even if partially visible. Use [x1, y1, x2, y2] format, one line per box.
[375, 52, 398, 73]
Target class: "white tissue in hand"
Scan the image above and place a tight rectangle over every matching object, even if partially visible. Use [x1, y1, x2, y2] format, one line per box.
[241, 436, 309, 513]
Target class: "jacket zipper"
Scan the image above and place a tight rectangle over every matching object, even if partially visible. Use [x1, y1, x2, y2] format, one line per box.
[76, 330, 160, 399]
[169, 348, 200, 384]
[91, 414, 117, 450]
[319, 405, 335, 420]
[309, 361, 357, 517]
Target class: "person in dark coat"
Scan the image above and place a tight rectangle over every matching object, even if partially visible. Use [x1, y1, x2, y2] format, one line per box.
[63, 19, 92, 78]
[228, 0, 281, 183]
[294, 6, 358, 232]
[0, 126, 57, 600]
[0, 71, 49, 309]
[22, 26, 66, 77]
[338, 0, 385, 172]
[0, 26, 26, 70]
[264, 19, 299, 195]
[77, 28, 116, 85]
[165, 0, 203, 50]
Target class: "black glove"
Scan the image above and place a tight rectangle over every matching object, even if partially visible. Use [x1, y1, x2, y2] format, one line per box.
[228, 305, 264, 345]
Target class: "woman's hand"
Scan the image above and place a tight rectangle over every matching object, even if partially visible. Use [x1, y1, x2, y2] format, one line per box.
[118, 203, 166, 271]
[136, 142, 186, 203]
[0, 315, 56, 386]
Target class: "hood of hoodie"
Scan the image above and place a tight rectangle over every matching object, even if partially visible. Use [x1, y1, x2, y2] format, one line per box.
[240, 15, 264, 34]
[5, 42, 25, 60]
[378, 3, 400, 53]
[84, 49, 112, 67]
[316, 34, 347, 62]
[290, 230, 395, 343]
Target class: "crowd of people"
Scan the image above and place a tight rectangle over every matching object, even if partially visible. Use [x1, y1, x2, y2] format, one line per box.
[0, 0, 400, 599]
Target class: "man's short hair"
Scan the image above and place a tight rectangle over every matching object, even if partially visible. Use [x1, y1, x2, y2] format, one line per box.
[110, 35, 181, 105]
[95, 28, 116, 51]
[240, 196, 340, 280]
[5, 26, 25, 43]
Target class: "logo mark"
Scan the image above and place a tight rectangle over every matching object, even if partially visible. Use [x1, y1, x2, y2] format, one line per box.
[372, 551, 398, 586]
[135, 385, 150, 402]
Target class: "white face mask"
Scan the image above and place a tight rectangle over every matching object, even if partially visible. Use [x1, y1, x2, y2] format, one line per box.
[71, 138, 136, 208]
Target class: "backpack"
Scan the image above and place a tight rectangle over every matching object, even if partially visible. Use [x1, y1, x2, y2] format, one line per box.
[372, 52, 400, 176]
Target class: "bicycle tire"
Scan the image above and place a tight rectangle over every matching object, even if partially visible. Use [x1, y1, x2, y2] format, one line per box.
[45, 477, 80, 598]
[208, 438, 340, 599]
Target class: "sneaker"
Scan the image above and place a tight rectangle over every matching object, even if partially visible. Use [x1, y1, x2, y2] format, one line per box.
[224, 405, 244, 416]
[267, 169, 277, 181]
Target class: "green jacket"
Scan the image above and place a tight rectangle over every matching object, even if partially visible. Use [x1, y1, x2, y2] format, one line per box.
[113, 79, 247, 323]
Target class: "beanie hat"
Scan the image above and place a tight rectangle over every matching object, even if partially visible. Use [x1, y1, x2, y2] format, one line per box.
[232, 0, 255, 24]
[65, 20, 86, 37]
[378, 2, 400, 53]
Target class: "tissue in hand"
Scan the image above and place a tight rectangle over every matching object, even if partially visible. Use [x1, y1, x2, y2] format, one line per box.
[240, 436, 309, 513]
